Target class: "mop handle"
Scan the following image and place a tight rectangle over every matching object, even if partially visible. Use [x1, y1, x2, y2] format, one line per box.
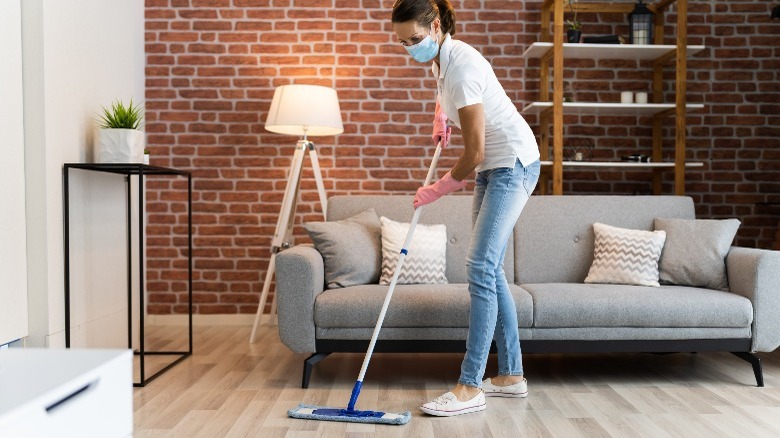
[347, 144, 443, 411]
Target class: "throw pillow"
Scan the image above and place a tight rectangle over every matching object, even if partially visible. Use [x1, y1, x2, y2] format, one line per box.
[654, 218, 741, 291]
[303, 208, 382, 289]
[380, 216, 448, 285]
[585, 222, 667, 287]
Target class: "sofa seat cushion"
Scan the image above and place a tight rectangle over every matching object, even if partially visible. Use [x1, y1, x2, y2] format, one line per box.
[522, 283, 753, 329]
[314, 284, 533, 329]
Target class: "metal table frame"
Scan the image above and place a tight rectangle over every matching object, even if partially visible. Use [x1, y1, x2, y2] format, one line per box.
[63, 163, 192, 387]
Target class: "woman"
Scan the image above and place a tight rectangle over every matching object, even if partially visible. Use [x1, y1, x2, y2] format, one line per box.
[391, 0, 541, 417]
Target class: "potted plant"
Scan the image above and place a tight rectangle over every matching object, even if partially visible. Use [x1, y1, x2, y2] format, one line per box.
[566, 0, 582, 43]
[96, 99, 145, 163]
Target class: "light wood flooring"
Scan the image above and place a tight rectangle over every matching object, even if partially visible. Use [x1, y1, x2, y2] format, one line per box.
[133, 324, 780, 437]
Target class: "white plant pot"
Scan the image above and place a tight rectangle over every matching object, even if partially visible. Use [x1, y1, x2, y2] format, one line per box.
[97, 129, 145, 163]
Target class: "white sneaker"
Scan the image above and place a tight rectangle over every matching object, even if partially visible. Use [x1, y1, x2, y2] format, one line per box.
[419, 391, 486, 417]
[481, 377, 528, 398]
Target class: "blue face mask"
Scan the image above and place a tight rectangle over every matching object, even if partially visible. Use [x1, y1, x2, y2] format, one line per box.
[405, 28, 439, 63]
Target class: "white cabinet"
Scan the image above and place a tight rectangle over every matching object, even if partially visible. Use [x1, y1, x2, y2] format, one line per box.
[0, 349, 133, 437]
[0, 0, 29, 345]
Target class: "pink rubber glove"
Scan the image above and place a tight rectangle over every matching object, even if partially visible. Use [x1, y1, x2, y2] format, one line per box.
[432, 100, 451, 149]
[414, 171, 468, 209]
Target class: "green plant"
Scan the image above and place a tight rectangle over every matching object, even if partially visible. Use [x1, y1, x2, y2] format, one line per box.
[566, 0, 581, 30]
[97, 99, 144, 130]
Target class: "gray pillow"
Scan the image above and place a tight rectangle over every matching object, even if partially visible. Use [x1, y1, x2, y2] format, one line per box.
[654, 218, 741, 291]
[304, 208, 381, 289]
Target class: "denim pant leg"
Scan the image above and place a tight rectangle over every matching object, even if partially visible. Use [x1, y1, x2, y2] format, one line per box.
[458, 159, 540, 388]
[492, 239, 522, 377]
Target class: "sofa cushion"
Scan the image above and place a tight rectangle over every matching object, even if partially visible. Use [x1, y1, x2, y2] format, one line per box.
[522, 283, 753, 329]
[380, 216, 447, 285]
[303, 208, 381, 288]
[314, 284, 534, 329]
[654, 217, 741, 291]
[584, 222, 666, 287]
[515, 196, 695, 284]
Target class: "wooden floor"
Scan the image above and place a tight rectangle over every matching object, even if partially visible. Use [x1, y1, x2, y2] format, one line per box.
[133, 324, 780, 437]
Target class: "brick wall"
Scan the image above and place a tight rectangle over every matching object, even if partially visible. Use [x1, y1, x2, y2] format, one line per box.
[144, 0, 780, 315]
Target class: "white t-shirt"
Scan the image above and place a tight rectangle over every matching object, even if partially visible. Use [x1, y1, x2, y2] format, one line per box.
[432, 34, 540, 172]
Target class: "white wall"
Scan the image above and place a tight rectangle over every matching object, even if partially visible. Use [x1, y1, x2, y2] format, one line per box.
[0, 0, 30, 346]
[22, 0, 145, 348]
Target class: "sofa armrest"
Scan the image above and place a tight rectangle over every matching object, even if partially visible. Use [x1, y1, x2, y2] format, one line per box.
[726, 246, 780, 352]
[275, 244, 325, 353]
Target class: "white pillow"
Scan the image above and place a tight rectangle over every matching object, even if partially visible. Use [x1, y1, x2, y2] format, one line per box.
[585, 222, 666, 287]
[380, 216, 448, 285]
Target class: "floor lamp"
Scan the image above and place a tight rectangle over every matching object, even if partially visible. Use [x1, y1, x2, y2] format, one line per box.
[250, 84, 343, 343]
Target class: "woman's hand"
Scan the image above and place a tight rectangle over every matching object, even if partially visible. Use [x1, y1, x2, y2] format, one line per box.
[414, 171, 468, 209]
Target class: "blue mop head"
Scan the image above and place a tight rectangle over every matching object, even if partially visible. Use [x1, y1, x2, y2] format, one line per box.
[288, 404, 411, 425]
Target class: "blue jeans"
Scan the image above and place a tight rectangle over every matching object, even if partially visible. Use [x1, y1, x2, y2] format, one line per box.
[458, 158, 540, 388]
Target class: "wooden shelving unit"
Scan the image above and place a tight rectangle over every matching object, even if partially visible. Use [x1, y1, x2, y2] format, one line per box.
[524, 0, 702, 195]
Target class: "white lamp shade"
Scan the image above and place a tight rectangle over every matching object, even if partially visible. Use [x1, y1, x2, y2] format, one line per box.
[265, 84, 344, 137]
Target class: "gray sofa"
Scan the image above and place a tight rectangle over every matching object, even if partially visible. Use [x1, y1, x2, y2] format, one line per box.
[276, 195, 780, 388]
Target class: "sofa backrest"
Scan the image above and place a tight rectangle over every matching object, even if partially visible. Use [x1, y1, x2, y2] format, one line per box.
[514, 195, 695, 284]
[327, 195, 515, 284]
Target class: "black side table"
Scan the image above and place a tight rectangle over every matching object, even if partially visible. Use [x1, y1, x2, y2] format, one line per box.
[63, 163, 192, 387]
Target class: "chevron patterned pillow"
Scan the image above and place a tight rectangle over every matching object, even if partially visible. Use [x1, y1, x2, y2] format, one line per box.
[379, 216, 448, 285]
[585, 222, 667, 287]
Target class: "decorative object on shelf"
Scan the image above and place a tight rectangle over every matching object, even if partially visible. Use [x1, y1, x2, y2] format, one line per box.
[622, 154, 652, 162]
[563, 81, 574, 102]
[629, 0, 654, 45]
[143, 148, 150, 165]
[582, 34, 625, 44]
[96, 99, 145, 163]
[635, 91, 648, 104]
[621, 91, 634, 104]
[566, 0, 582, 43]
[565, 138, 594, 162]
[250, 84, 344, 343]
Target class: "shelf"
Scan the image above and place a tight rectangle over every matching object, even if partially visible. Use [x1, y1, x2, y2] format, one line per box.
[522, 102, 705, 115]
[533, 0, 695, 196]
[523, 43, 705, 61]
[540, 161, 704, 168]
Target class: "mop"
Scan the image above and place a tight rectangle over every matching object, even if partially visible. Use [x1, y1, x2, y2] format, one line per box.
[288, 142, 445, 426]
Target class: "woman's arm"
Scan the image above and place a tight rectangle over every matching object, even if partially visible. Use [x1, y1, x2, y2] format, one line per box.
[450, 103, 485, 181]
[412, 102, 485, 209]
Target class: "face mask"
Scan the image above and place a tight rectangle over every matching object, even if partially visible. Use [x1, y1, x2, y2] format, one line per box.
[404, 27, 439, 63]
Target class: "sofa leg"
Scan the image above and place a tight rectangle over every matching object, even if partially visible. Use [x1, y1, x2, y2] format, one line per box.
[302, 353, 330, 389]
[731, 352, 764, 387]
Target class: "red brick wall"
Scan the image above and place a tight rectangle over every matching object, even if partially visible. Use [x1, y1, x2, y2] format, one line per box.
[144, 0, 780, 315]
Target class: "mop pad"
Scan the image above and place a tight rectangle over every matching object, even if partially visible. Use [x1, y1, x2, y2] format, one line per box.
[288, 404, 411, 425]
[287, 142, 445, 426]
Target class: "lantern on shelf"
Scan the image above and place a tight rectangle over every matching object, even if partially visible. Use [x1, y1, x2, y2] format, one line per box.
[629, 0, 654, 45]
